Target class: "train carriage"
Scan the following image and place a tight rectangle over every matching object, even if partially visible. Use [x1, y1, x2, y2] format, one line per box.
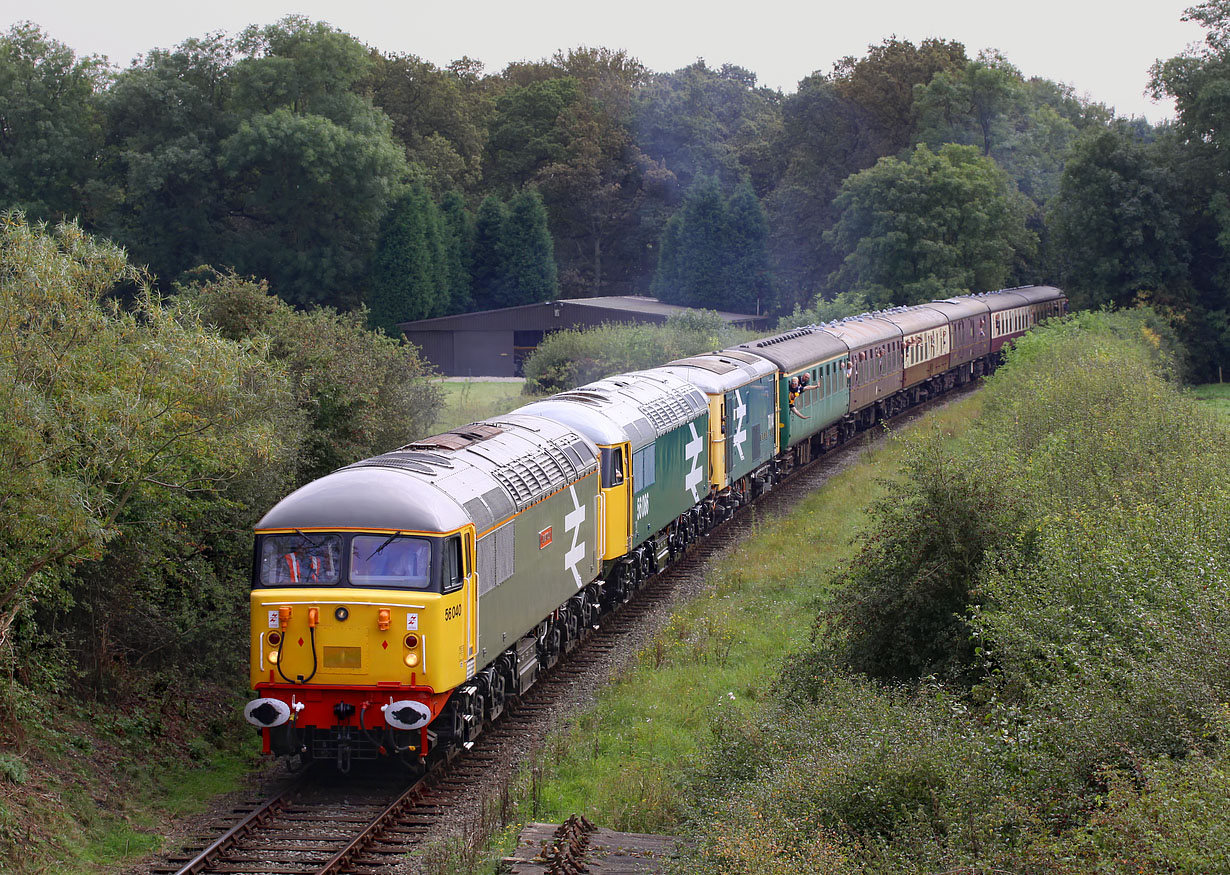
[245, 414, 601, 769]
[733, 328, 851, 462]
[819, 315, 905, 427]
[515, 371, 710, 595]
[924, 297, 991, 378]
[651, 351, 778, 506]
[975, 285, 1067, 357]
[879, 306, 952, 405]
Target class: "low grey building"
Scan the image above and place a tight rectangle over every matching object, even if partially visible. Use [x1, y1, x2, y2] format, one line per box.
[399, 296, 772, 377]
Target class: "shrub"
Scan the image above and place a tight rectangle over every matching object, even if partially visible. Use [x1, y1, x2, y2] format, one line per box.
[522, 310, 755, 393]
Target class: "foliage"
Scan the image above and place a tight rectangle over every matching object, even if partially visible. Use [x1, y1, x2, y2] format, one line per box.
[775, 289, 874, 330]
[652, 177, 774, 313]
[820, 431, 1012, 681]
[0, 214, 292, 680]
[177, 269, 444, 482]
[522, 310, 753, 393]
[827, 143, 1037, 306]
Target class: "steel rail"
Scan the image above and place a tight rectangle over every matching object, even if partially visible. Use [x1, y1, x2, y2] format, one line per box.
[172, 766, 314, 875]
[315, 771, 431, 874]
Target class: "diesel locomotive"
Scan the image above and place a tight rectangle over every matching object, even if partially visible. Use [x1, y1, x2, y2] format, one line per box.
[243, 285, 1066, 771]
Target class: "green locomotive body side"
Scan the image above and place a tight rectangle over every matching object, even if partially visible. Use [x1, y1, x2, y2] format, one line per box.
[630, 412, 710, 544]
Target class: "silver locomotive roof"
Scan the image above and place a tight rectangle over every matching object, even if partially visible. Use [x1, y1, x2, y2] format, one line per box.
[256, 414, 598, 536]
[515, 370, 706, 451]
[649, 349, 777, 395]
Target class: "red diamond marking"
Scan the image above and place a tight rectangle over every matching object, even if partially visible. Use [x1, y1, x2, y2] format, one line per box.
[382, 640, 389, 650]
[298, 637, 304, 647]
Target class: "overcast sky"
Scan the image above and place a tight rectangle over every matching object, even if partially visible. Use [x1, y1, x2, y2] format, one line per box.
[6, 0, 1207, 121]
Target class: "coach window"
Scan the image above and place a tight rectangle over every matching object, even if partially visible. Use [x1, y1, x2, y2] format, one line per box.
[600, 447, 625, 487]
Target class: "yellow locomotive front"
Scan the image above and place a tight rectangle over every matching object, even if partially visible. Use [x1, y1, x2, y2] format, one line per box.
[242, 464, 478, 771]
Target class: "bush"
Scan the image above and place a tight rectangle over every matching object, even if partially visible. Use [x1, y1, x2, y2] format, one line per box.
[677, 309, 1230, 873]
[521, 310, 755, 393]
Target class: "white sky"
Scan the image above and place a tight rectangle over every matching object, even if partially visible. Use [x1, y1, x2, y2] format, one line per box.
[5, 0, 1207, 121]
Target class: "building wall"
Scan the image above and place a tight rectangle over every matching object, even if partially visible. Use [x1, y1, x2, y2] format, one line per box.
[454, 330, 516, 377]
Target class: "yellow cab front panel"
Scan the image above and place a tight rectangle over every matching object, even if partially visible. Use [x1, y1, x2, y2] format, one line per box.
[248, 583, 467, 735]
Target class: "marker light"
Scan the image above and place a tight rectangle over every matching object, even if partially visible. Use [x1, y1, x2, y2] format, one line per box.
[378, 608, 391, 631]
[268, 631, 282, 646]
[403, 652, 420, 668]
[404, 634, 419, 649]
[269, 651, 280, 664]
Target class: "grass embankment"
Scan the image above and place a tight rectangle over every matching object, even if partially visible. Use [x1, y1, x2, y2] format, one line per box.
[520, 397, 982, 833]
[0, 688, 259, 873]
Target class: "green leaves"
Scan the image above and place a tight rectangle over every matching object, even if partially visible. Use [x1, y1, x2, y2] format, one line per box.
[827, 144, 1036, 306]
[0, 215, 291, 626]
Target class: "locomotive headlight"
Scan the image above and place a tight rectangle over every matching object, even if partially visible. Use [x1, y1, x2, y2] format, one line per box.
[268, 650, 280, 664]
[403, 652, 420, 668]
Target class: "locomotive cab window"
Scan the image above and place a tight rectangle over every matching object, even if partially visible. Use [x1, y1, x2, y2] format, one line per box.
[600, 447, 625, 487]
[441, 536, 464, 593]
[350, 534, 432, 590]
[258, 533, 343, 586]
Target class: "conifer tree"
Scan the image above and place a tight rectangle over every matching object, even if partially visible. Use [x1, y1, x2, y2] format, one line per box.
[501, 189, 559, 307]
[368, 183, 448, 335]
[438, 190, 474, 313]
[471, 194, 510, 310]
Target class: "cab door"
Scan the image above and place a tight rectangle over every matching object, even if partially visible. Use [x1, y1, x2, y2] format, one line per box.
[600, 443, 632, 558]
[463, 526, 476, 678]
[442, 528, 478, 680]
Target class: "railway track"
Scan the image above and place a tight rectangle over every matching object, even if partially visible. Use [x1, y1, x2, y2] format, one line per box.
[151, 382, 975, 875]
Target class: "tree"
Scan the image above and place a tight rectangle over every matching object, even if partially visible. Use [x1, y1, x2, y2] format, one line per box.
[438, 190, 474, 312]
[99, 32, 238, 285]
[1048, 124, 1189, 311]
[368, 184, 449, 333]
[827, 144, 1036, 306]
[500, 189, 559, 307]
[0, 24, 109, 221]
[0, 215, 290, 649]
[652, 177, 773, 312]
[471, 194, 511, 310]
[366, 51, 489, 195]
[484, 77, 580, 190]
[831, 37, 968, 160]
[634, 60, 784, 192]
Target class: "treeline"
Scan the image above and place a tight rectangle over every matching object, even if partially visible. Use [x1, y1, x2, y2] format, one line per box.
[7, 8, 1230, 373]
[680, 311, 1230, 871]
[0, 216, 440, 709]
